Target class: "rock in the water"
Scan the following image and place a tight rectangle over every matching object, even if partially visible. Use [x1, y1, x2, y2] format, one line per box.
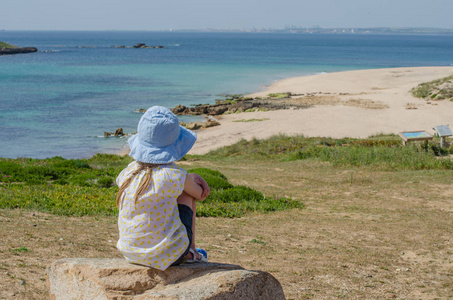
[132, 43, 166, 49]
[46, 258, 285, 300]
[0, 47, 38, 55]
[133, 43, 147, 48]
[114, 127, 124, 136]
[104, 128, 125, 137]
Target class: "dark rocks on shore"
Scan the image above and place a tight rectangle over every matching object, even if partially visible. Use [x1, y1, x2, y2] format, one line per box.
[133, 108, 222, 130]
[170, 100, 258, 116]
[170, 96, 306, 117]
[0, 47, 38, 55]
[180, 116, 221, 130]
[135, 95, 308, 132]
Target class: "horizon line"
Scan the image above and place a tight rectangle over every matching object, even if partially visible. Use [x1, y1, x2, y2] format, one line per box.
[2, 26, 453, 32]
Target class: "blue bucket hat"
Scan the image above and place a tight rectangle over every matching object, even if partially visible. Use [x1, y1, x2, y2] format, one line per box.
[128, 106, 197, 164]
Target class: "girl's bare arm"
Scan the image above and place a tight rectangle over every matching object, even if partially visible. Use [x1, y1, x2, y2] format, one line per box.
[184, 174, 207, 201]
[189, 173, 210, 199]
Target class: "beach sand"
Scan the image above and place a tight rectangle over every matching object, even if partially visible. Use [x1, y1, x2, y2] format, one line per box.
[188, 66, 453, 155]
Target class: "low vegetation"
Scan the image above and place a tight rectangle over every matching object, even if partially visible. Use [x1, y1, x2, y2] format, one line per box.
[1, 134, 451, 219]
[0, 153, 300, 218]
[214, 94, 252, 105]
[411, 74, 453, 101]
[267, 92, 291, 98]
[233, 118, 269, 122]
[207, 134, 453, 170]
[0, 41, 16, 49]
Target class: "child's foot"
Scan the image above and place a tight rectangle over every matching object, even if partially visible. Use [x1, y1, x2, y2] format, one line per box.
[186, 248, 208, 263]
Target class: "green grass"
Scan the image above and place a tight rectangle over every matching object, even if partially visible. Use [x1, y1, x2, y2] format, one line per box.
[205, 134, 453, 170]
[11, 247, 31, 255]
[0, 41, 16, 48]
[0, 154, 130, 186]
[268, 92, 291, 98]
[3, 134, 452, 218]
[214, 94, 254, 105]
[233, 118, 269, 123]
[1, 184, 118, 216]
[0, 154, 300, 218]
[411, 75, 453, 100]
[197, 185, 301, 217]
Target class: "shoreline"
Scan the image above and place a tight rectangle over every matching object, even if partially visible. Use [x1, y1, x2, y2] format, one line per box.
[186, 66, 453, 155]
[117, 66, 453, 157]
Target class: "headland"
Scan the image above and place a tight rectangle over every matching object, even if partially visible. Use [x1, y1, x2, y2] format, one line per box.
[0, 40, 37, 55]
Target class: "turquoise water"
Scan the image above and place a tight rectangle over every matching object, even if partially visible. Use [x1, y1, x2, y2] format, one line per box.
[1, 31, 452, 158]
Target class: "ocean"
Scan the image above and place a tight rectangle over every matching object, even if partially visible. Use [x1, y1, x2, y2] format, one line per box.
[1, 31, 452, 159]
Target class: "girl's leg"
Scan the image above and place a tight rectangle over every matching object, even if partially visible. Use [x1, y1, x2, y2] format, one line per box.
[177, 192, 201, 260]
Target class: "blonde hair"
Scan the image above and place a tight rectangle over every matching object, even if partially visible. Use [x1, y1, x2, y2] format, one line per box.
[116, 162, 161, 208]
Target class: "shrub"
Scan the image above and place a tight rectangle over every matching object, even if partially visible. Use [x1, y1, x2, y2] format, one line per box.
[411, 75, 453, 100]
[187, 168, 233, 190]
[97, 176, 114, 188]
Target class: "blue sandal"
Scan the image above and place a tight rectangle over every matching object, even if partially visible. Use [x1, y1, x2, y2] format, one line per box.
[186, 248, 208, 263]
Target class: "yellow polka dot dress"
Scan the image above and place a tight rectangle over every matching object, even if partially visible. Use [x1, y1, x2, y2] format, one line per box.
[116, 161, 189, 270]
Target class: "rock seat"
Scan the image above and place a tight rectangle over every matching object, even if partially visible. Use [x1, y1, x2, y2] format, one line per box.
[47, 258, 285, 299]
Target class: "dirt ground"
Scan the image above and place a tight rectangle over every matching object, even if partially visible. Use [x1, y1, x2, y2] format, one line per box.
[1, 158, 452, 299]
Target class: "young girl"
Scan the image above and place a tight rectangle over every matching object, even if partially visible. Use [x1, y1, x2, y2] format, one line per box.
[116, 106, 210, 271]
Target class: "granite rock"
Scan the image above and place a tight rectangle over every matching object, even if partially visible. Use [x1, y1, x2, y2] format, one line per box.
[47, 258, 285, 300]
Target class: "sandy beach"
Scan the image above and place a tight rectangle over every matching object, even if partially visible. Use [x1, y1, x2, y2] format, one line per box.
[189, 66, 453, 155]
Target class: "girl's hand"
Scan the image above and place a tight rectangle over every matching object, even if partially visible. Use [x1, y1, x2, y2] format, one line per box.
[189, 173, 210, 199]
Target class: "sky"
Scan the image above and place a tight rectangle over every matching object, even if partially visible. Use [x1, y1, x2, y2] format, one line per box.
[1, 0, 453, 31]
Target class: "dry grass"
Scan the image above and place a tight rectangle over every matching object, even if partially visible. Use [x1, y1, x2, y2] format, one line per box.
[1, 158, 453, 299]
[280, 95, 389, 110]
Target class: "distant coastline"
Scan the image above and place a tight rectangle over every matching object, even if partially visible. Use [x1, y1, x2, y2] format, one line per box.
[1, 27, 453, 35]
[150, 27, 453, 35]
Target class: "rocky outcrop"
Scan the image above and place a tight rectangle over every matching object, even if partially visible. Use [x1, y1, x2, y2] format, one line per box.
[104, 128, 126, 137]
[0, 47, 38, 55]
[133, 109, 221, 130]
[47, 258, 285, 300]
[180, 116, 221, 130]
[171, 97, 310, 117]
[133, 43, 165, 49]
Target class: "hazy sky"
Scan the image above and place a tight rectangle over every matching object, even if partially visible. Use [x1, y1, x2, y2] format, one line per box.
[1, 0, 453, 30]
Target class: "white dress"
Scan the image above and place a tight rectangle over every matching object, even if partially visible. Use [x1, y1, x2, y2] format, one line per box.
[116, 161, 190, 270]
